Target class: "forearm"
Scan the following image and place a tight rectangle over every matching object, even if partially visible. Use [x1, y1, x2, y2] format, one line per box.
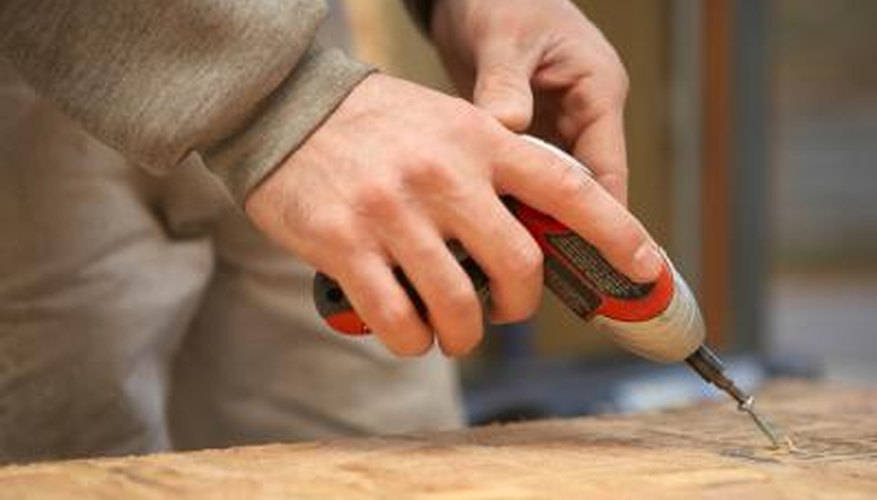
[0, 0, 371, 203]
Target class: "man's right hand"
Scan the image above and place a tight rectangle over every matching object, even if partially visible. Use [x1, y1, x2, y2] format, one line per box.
[245, 74, 662, 357]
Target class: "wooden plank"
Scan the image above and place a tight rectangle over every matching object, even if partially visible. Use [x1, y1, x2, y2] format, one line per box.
[1, 380, 875, 499]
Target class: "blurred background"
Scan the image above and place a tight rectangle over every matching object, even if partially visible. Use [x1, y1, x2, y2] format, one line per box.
[331, 0, 877, 422]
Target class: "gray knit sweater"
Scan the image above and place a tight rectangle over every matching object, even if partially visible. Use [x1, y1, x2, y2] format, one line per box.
[0, 1, 435, 204]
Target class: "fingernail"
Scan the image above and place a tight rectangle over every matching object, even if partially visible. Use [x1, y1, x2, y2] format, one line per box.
[632, 242, 663, 283]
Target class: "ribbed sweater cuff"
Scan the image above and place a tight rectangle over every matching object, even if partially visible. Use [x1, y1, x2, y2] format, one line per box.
[205, 46, 374, 205]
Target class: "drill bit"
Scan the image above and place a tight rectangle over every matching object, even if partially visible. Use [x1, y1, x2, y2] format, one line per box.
[685, 346, 785, 449]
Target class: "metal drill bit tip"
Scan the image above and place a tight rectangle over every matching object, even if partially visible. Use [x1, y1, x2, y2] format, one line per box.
[684, 346, 789, 449]
[737, 396, 784, 449]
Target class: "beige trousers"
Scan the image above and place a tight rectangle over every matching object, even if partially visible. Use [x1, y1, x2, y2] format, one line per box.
[0, 64, 463, 464]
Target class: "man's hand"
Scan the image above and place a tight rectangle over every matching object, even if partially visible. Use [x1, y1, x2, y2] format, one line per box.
[246, 74, 661, 357]
[432, 0, 631, 204]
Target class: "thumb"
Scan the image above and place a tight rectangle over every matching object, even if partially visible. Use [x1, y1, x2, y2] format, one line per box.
[473, 43, 538, 132]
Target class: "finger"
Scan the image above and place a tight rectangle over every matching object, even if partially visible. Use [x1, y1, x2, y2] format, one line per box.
[337, 255, 435, 357]
[384, 216, 484, 357]
[441, 191, 543, 324]
[555, 80, 630, 205]
[570, 110, 628, 205]
[473, 39, 541, 131]
[492, 136, 662, 283]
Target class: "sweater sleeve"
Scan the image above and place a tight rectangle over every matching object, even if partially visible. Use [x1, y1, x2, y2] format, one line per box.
[0, 0, 372, 204]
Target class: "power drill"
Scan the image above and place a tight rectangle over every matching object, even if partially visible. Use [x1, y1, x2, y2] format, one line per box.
[312, 135, 783, 448]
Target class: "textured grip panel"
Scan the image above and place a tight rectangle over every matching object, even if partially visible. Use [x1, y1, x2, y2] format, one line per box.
[545, 232, 654, 300]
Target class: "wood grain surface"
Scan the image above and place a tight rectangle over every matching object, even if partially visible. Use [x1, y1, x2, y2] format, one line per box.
[1, 380, 875, 499]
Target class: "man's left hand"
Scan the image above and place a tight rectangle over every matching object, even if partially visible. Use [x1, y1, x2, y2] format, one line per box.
[431, 0, 631, 204]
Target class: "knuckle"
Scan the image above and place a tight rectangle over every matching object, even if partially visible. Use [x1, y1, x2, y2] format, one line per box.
[505, 237, 544, 279]
[493, 133, 528, 168]
[372, 304, 432, 357]
[598, 170, 629, 197]
[296, 210, 359, 256]
[310, 211, 349, 238]
[401, 154, 454, 190]
[554, 163, 594, 203]
[447, 101, 490, 135]
[373, 301, 413, 332]
[594, 42, 629, 99]
[352, 182, 403, 221]
[567, 61, 628, 113]
[439, 329, 482, 357]
[441, 283, 480, 318]
[607, 217, 649, 259]
[622, 219, 650, 249]
[448, 95, 480, 117]
[608, 62, 630, 99]
[480, 64, 519, 89]
[387, 336, 433, 358]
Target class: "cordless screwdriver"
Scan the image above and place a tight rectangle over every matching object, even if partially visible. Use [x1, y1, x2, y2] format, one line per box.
[312, 135, 784, 448]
